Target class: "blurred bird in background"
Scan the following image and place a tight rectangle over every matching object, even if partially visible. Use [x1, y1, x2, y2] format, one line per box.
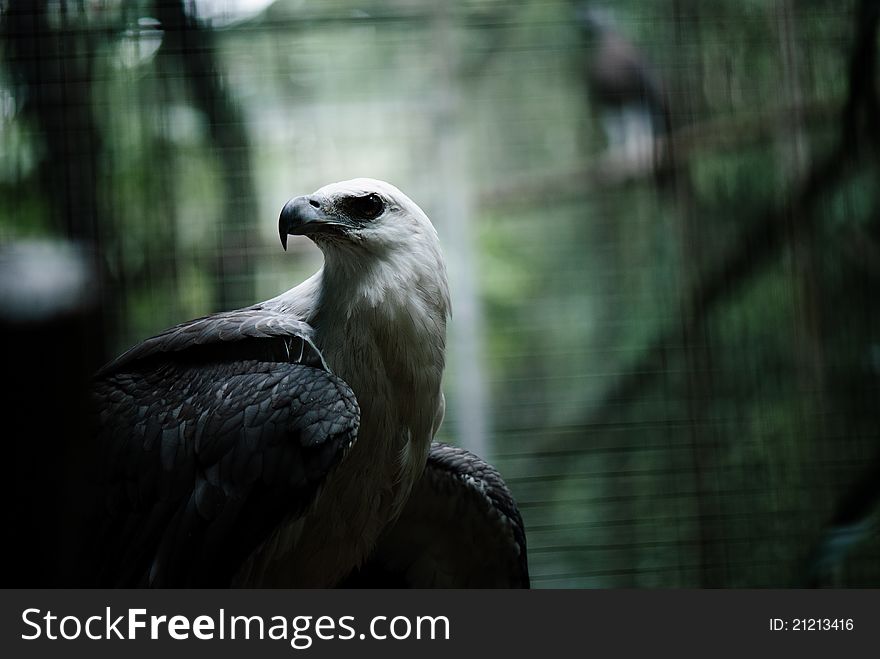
[576, 3, 674, 180]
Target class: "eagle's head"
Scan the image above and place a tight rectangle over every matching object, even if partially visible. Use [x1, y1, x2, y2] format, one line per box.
[279, 178, 448, 314]
[279, 178, 436, 253]
[278, 177, 449, 324]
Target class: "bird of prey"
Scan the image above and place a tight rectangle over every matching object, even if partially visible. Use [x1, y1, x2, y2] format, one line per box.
[577, 4, 673, 170]
[90, 178, 528, 588]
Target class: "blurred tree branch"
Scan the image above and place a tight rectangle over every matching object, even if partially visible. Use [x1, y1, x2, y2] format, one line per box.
[2, 1, 103, 243]
[154, 0, 258, 310]
[478, 100, 840, 207]
[1, 0, 120, 354]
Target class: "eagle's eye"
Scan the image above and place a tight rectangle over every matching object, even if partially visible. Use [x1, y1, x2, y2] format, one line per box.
[348, 193, 385, 220]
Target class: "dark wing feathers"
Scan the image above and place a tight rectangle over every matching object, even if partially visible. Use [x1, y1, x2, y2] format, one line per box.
[97, 306, 325, 377]
[427, 443, 530, 582]
[92, 307, 358, 587]
[341, 442, 529, 588]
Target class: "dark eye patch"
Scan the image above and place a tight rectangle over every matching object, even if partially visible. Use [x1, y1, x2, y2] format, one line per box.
[342, 193, 385, 221]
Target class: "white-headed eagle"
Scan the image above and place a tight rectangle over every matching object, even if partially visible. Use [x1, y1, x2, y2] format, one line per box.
[91, 179, 529, 588]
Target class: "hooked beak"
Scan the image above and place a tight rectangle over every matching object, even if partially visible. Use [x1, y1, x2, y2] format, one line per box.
[278, 196, 347, 250]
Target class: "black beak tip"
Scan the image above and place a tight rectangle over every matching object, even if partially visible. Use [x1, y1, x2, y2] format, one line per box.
[279, 199, 294, 251]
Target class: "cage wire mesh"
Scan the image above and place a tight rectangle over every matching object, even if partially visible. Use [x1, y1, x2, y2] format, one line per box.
[2, 0, 879, 587]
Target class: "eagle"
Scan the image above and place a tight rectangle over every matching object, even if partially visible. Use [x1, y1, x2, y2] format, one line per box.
[577, 4, 673, 172]
[90, 178, 529, 588]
